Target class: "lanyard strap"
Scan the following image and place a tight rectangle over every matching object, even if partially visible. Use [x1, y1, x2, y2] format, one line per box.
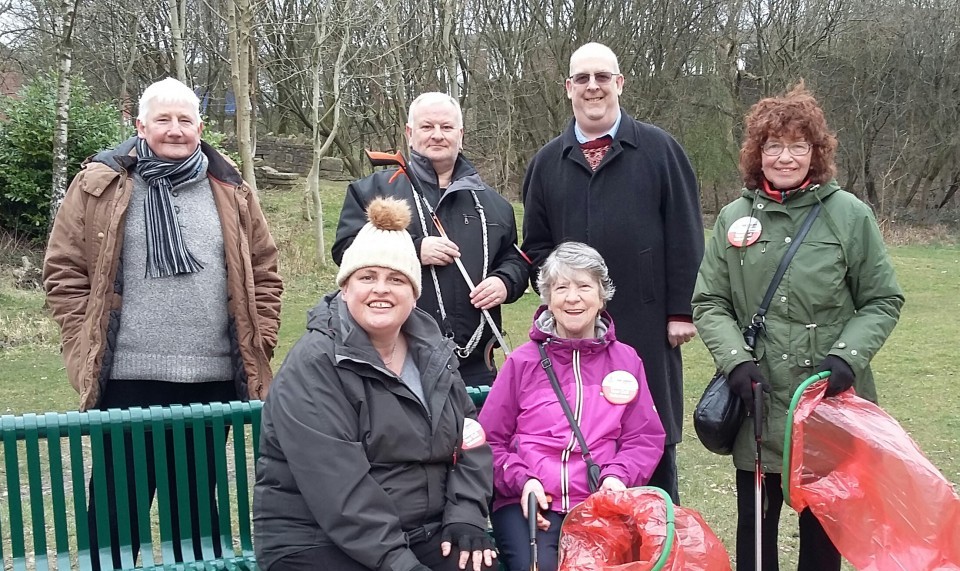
[412, 188, 489, 358]
[745, 202, 822, 347]
[538, 343, 600, 493]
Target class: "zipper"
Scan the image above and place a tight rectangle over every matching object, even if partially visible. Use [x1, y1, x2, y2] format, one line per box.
[559, 349, 584, 512]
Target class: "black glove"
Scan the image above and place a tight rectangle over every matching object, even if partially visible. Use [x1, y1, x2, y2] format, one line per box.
[727, 361, 771, 410]
[818, 355, 855, 396]
[439, 522, 495, 554]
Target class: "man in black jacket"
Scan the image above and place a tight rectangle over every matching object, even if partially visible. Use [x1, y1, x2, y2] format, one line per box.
[333, 92, 528, 387]
[521, 43, 704, 504]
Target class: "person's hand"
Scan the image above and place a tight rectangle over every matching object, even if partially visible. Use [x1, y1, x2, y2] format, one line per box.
[439, 522, 497, 571]
[599, 476, 627, 493]
[521, 478, 552, 531]
[727, 361, 771, 410]
[420, 236, 460, 266]
[469, 277, 508, 310]
[667, 320, 697, 348]
[818, 355, 855, 396]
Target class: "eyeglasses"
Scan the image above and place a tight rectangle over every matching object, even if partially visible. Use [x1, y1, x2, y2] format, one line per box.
[762, 141, 812, 156]
[569, 72, 620, 85]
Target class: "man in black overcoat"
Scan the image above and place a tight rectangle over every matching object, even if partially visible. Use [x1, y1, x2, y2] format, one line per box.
[521, 42, 704, 504]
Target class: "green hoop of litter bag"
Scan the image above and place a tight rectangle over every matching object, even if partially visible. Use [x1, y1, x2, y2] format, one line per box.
[558, 486, 675, 569]
[782, 371, 832, 508]
[641, 486, 676, 571]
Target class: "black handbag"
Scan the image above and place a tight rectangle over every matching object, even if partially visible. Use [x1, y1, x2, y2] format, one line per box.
[694, 203, 822, 455]
[538, 343, 602, 493]
[693, 371, 744, 455]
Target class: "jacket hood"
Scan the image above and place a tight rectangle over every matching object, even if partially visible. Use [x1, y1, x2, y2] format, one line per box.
[741, 178, 841, 206]
[529, 304, 616, 351]
[89, 136, 244, 186]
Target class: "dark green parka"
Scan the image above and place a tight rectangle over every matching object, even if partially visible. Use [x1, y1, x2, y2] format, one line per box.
[692, 181, 904, 471]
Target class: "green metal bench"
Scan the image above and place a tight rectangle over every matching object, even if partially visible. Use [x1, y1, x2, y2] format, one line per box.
[0, 388, 491, 570]
[1, 401, 261, 570]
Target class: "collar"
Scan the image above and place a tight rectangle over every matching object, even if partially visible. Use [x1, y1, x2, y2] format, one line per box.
[574, 109, 622, 144]
[761, 177, 812, 203]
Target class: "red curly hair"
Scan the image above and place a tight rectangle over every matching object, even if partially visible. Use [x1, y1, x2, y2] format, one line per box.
[738, 81, 838, 189]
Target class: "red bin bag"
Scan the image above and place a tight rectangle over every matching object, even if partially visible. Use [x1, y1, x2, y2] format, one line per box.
[558, 487, 731, 571]
[785, 376, 960, 571]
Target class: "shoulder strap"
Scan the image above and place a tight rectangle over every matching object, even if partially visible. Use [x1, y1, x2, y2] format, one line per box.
[745, 203, 822, 345]
[538, 343, 593, 462]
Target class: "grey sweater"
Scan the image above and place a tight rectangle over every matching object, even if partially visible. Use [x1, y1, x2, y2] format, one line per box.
[110, 160, 233, 383]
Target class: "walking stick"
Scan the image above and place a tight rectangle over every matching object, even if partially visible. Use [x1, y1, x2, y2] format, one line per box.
[365, 149, 512, 355]
[528, 493, 539, 571]
[753, 382, 764, 571]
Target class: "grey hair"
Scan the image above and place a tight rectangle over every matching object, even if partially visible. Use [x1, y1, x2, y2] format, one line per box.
[406, 92, 463, 128]
[537, 242, 615, 305]
[137, 77, 202, 124]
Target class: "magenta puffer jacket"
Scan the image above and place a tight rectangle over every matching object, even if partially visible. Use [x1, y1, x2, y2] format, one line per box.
[479, 306, 665, 513]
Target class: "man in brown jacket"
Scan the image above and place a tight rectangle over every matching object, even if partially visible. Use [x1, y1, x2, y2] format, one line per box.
[42, 77, 282, 569]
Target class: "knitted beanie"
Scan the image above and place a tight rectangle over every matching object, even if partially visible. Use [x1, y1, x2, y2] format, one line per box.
[336, 197, 422, 298]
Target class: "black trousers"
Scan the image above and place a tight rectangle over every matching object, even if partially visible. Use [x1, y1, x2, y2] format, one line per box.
[735, 470, 841, 571]
[269, 531, 499, 571]
[490, 503, 565, 571]
[646, 443, 679, 504]
[87, 380, 236, 570]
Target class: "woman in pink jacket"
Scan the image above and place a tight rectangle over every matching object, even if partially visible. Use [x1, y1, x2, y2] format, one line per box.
[478, 242, 666, 571]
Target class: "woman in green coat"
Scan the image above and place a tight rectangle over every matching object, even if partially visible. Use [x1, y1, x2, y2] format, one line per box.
[692, 82, 904, 571]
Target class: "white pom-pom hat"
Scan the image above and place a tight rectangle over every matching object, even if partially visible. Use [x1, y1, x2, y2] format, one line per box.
[336, 197, 422, 298]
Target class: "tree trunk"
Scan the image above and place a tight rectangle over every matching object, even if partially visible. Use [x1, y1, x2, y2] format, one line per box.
[442, 0, 458, 98]
[227, 0, 258, 190]
[50, 0, 79, 223]
[937, 172, 960, 210]
[168, 0, 187, 82]
[117, 10, 140, 130]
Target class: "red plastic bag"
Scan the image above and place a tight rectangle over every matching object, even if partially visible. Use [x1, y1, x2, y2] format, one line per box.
[786, 379, 960, 570]
[558, 487, 731, 571]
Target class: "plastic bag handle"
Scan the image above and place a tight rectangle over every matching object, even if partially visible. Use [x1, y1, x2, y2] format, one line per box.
[782, 371, 832, 508]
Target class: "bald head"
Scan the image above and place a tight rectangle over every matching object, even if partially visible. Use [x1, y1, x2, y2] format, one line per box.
[569, 42, 620, 77]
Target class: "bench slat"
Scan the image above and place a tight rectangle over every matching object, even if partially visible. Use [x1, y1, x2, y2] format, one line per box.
[229, 408, 253, 558]
[67, 412, 93, 571]
[188, 403, 216, 562]
[210, 403, 235, 559]
[128, 407, 155, 568]
[24, 414, 51, 566]
[4, 414, 29, 566]
[43, 413, 71, 570]
[149, 407, 177, 566]
[108, 409, 137, 570]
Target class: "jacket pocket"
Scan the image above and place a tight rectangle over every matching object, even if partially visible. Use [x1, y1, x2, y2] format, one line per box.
[636, 248, 655, 303]
[792, 237, 848, 313]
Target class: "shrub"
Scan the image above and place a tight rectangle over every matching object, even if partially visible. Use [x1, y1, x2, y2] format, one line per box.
[0, 74, 127, 241]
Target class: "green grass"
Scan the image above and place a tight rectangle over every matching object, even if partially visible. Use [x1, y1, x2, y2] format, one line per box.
[2, 179, 958, 569]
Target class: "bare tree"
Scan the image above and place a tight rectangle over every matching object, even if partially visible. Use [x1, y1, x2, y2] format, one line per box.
[168, 0, 187, 82]
[227, 0, 257, 190]
[50, 0, 80, 221]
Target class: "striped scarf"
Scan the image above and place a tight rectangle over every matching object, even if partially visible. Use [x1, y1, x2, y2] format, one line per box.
[136, 138, 207, 278]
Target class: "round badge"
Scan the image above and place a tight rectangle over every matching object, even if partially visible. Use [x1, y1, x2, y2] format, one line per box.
[461, 418, 486, 450]
[727, 216, 762, 247]
[601, 371, 639, 404]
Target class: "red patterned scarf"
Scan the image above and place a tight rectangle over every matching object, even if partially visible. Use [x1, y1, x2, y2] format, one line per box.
[580, 135, 613, 171]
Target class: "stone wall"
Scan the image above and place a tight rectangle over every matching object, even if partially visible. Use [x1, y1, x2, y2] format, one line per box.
[225, 135, 351, 181]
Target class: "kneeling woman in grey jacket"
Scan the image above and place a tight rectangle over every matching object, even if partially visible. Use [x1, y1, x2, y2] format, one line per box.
[254, 197, 496, 571]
